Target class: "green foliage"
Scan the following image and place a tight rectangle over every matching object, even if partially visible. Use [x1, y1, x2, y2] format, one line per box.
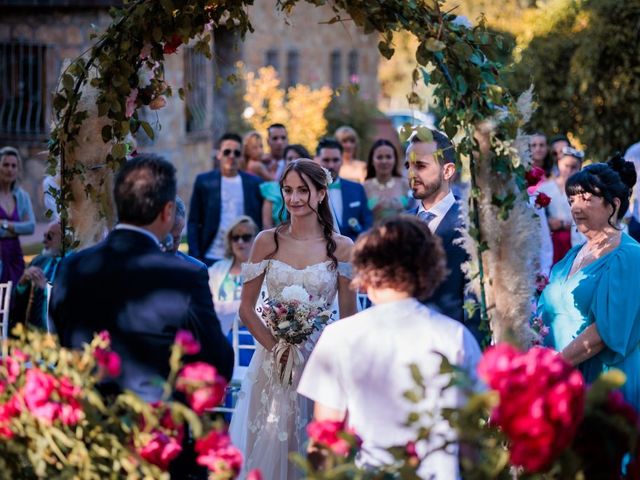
[506, 0, 640, 160]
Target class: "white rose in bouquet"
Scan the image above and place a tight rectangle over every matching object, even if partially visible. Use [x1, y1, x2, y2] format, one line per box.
[280, 285, 311, 303]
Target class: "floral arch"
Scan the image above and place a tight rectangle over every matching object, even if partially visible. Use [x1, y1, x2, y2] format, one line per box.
[48, 0, 539, 346]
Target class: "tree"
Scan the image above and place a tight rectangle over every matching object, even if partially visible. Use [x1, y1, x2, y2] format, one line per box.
[506, 0, 640, 160]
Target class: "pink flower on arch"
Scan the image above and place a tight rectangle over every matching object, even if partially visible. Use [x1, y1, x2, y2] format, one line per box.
[176, 362, 227, 414]
[307, 420, 361, 456]
[195, 430, 243, 475]
[95, 348, 122, 377]
[138, 430, 183, 470]
[175, 330, 201, 355]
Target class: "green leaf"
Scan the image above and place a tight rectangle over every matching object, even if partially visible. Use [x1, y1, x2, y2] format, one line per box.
[140, 121, 154, 140]
[399, 122, 414, 143]
[101, 125, 112, 142]
[53, 94, 67, 111]
[111, 143, 127, 159]
[378, 40, 395, 59]
[409, 363, 425, 388]
[62, 73, 75, 91]
[456, 75, 468, 95]
[425, 37, 446, 52]
[415, 126, 433, 143]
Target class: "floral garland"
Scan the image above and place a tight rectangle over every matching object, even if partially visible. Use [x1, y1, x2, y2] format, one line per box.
[48, 0, 535, 344]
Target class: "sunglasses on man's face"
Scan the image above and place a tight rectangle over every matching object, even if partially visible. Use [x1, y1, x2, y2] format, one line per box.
[222, 149, 242, 158]
[231, 234, 253, 243]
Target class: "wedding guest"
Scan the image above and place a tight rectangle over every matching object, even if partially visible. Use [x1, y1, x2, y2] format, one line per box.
[538, 154, 640, 410]
[549, 134, 571, 172]
[335, 125, 367, 183]
[261, 144, 311, 228]
[0, 147, 35, 284]
[299, 216, 481, 478]
[317, 137, 373, 241]
[405, 130, 480, 340]
[243, 131, 273, 181]
[363, 139, 412, 222]
[52, 154, 234, 400]
[538, 146, 585, 263]
[529, 131, 554, 178]
[169, 197, 207, 270]
[624, 141, 640, 241]
[12, 221, 62, 330]
[266, 123, 289, 180]
[208, 215, 258, 336]
[188, 133, 263, 265]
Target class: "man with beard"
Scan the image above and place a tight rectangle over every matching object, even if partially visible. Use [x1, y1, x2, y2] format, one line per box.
[12, 221, 63, 330]
[405, 130, 481, 341]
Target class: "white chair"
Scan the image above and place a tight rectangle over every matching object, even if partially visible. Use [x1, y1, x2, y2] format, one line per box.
[0, 281, 13, 342]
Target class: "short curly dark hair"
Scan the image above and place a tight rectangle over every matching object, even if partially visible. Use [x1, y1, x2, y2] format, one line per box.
[351, 216, 447, 301]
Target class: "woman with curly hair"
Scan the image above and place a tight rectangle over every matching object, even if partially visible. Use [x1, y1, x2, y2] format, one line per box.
[299, 216, 481, 478]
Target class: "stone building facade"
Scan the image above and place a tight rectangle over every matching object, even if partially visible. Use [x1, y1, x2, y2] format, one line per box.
[0, 1, 379, 221]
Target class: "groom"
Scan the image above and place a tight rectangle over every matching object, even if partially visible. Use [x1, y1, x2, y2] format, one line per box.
[405, 130, 482, 342]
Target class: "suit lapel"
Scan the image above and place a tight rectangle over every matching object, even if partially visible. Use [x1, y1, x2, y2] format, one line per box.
[339, 180, 352, 230]
[435, 200, 461, 238]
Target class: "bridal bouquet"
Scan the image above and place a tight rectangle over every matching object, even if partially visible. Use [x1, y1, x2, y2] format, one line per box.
[259, 285, 333, 385]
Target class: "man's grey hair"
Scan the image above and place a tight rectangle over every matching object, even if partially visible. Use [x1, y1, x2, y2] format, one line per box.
[175, 196, 186, 219]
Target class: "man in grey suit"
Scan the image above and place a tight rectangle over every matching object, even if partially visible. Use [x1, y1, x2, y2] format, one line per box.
[405, 130, 483, 343]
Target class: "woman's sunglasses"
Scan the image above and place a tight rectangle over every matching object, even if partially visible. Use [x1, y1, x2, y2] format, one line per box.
[231, 234, 253, 243]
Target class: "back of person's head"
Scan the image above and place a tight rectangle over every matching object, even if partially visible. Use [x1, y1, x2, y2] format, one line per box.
[566, 153, 637, 225]
[351, 216, 447, 301]
[218, 132, 242, 148]
[114, 154, 177, 226]
[409, 129, 456, 164]
[283, 144, 311, 160]
[316, 137, 343, 156]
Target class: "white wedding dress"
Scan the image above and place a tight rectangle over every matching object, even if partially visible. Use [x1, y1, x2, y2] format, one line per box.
[229, 259, 351, 479]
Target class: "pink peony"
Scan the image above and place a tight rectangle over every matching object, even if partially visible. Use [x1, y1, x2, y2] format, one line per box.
[195, 430, 243, 474]
[23, 368, 59, 422]
[307, 420, 361, 456]
[176, 362, 227, 414]
[247, 469, 263, 480]
[175, 330, 201, 355]
[95, 348, 122, 377]
[478, 344, 585, 473]
[138, 431, 183, 470]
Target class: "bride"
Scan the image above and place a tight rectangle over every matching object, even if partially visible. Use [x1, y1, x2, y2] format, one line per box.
[230, 159, 356, 479]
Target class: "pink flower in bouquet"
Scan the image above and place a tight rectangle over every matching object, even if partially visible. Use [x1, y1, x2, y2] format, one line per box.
[139, 430, 183, 470]
[307, 420, 361, 456]
[478, 344, 585, 473]
[176, 362, 227, 414]
[95, 348, 122, 377]
[195, 430, 243, 475]
[175, 330, 201, 355]
[247, 469, 263, 480]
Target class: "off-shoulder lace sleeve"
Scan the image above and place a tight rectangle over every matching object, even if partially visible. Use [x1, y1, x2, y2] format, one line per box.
[337, 261, 353, 280]
[241, 260, 269, 283]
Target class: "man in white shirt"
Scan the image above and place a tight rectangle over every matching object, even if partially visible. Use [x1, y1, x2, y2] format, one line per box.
[299, 217, 481, 479]
[187, 133, 263, 265]
[266, 123, 289, 180]
[405, 130, 482, 341]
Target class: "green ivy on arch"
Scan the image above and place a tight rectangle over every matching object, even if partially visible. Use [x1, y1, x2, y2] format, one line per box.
[48, 0, 536, 345]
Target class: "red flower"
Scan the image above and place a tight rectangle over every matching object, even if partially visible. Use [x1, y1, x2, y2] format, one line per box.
[23, 368, 60, 423]
[163, 34, 182, 54]
[247, 469, 263, 480]
[535, 192, 551, 208]
[478, 344, 585, 473]
[195, 430, 243, 475]
[95, 348, 122, 377]
[307, 420, 361, 456]
[175, 330, 201, 355]
[138, 430, 183, 470]
[176, 362, 227, 414]
[526, 167, 546, 188]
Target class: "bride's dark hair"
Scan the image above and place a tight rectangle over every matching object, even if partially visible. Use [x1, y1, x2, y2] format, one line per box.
[271, 159, 337, 268]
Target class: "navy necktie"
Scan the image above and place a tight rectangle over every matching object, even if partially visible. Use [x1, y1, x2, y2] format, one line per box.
[417, 210, 436, 227]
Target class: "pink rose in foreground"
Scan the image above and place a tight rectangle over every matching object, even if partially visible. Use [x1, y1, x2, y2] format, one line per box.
[95, 348, 122, 377]
[247, 469, 263, 480]
[138, 431, 183, 470]
[307, 420, 361, 456]
[176, 362, 227, 414]
[195, 430, 243, 475]
[23, 368, 59, 422]
[478, 344, 585, 473]
[98, 330, 111, 345]
[175, 330, 201, 355]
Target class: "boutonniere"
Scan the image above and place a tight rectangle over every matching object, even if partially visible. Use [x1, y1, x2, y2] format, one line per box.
[348, 217, 362, 233]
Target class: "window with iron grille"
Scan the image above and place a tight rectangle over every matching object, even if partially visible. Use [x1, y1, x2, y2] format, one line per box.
[265, 49, 279, 72]
[0, 42, 47, 140]
[286, 50, 299, 89]
[348, 50, 359, 84]
[330, 50, 342, 89]
[184, 47, 208, 134]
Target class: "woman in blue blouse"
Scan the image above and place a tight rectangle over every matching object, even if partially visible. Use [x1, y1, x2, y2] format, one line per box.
[538, 154, 640, 410]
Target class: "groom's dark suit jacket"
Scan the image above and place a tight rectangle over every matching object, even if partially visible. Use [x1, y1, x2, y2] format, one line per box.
[51, 229, 234, 401]
[409, 200, 482, 343]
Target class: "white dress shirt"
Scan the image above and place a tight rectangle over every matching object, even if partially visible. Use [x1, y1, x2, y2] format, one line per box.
[328, 181, 344, 226]
[298, 298, 481, 479]
[417, 190, 456, 233]
[206, 175, 244, 260]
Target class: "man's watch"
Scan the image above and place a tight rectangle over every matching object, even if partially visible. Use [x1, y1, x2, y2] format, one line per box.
[2, 220, 8, 230]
